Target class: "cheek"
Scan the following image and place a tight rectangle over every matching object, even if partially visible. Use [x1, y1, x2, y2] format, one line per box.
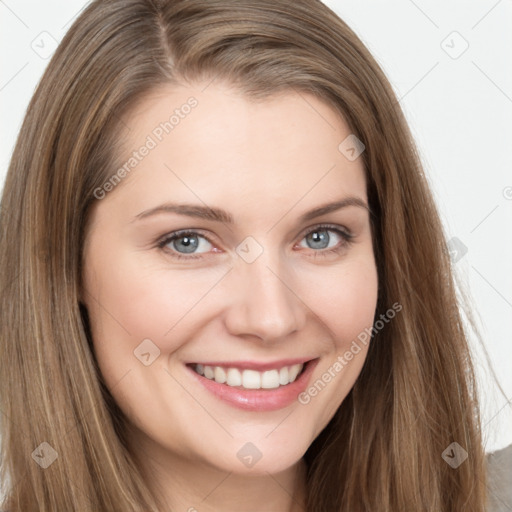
[296, 254, 379, 347]
[84, 247, 228, 355]
[293, 256, 378, 430]
[332, 263, 378, 348]
[82, 251, 226, 444]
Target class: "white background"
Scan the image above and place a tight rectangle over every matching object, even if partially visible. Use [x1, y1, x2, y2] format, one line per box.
[1, 0, 511, 452]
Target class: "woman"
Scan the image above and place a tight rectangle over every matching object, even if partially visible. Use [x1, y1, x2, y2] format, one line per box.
[0, 0, 497, 510]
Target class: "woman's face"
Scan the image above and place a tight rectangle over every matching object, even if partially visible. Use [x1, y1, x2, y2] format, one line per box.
[82, 81, 378, 478]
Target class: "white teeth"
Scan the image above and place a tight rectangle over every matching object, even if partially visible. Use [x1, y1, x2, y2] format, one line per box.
[226, 368, 242, 386]
[288, 363, 302, 382]
[261, 370, 280, 389]
[242, 370, 261, 389]
[214, 366, 227, 384]
[194, 363, 304, 389]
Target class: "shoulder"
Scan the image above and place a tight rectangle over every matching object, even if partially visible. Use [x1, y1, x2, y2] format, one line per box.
[486, 443, 512, 511]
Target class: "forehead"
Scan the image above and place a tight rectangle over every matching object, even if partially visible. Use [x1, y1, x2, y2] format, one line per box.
[98, 81, 367, 223]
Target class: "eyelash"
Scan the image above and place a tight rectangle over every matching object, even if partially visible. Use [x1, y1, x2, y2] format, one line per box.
[156, 224, 354, 261]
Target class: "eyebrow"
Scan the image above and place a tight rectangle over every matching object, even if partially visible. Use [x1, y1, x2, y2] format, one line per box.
[132, 196, 371, 224]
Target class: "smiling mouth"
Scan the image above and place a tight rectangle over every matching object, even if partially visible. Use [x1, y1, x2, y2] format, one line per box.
[189, 362, 308, 390]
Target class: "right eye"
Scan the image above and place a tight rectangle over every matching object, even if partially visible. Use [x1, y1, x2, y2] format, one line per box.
[157, 230, 216, 260]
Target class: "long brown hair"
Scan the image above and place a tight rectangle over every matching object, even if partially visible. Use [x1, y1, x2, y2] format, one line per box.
[0, 0, 495, 509]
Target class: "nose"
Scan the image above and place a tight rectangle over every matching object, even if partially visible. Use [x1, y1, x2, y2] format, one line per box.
[223, 251, 307, 343]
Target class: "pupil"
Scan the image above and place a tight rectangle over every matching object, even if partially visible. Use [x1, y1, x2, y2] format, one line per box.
[309, 230, 328, 249]
[176, 235, 199, 253]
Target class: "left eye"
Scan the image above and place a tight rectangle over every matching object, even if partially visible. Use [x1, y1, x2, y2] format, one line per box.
[298, 227, 346, 251]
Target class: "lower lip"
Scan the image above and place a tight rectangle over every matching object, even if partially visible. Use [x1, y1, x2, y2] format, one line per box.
[187, 360, 319, 412]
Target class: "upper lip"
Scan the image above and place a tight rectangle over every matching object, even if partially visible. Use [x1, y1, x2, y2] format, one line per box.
[186, 358, 314, 372]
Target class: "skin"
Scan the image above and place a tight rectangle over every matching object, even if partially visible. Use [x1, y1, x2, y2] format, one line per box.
[82, 80, 378, 512]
